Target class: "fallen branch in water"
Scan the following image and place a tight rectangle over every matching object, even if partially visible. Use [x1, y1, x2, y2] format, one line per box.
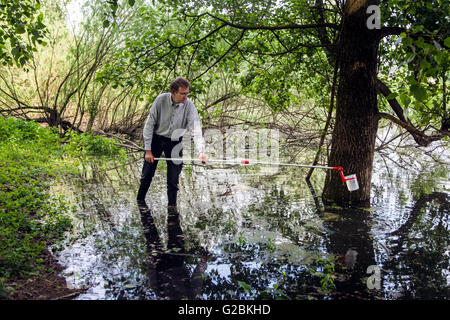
[94, 129, 144, 152]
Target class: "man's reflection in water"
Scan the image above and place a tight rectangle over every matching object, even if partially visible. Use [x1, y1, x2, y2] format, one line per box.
[137, 201, 208, 300]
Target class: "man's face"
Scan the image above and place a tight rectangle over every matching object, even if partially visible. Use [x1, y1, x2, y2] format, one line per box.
[171, 86, 189, 104]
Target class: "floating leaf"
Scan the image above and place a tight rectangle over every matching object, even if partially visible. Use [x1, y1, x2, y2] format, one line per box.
[238, 281, 253, 293]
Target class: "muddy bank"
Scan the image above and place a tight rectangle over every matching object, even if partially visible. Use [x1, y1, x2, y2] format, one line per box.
[4, 248, 85, 300]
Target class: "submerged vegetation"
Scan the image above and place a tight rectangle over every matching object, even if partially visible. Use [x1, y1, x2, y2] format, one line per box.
[0, 116, 125, 298]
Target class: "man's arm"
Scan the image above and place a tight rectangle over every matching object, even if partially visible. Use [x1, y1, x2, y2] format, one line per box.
[143, 99, 159, 163]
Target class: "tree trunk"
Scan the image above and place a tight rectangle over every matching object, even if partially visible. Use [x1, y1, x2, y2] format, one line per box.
[323, 0, 380, 205]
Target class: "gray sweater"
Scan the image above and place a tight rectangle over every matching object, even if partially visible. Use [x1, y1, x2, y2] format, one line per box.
[143, 93, 205, 153]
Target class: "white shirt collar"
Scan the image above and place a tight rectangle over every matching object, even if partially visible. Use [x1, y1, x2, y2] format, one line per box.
[170, 95, 184, 107]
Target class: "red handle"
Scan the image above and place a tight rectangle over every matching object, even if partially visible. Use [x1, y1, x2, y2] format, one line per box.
[241, 160, 249, 164]
[332, 166, 356, 183]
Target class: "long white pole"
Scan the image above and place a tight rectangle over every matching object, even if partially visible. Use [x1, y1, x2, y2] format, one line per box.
[152, 157, 359, 191]
[152, 157, 335, 170]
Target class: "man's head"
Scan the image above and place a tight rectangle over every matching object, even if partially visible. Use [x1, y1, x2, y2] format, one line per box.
[170, 77, 190, 104]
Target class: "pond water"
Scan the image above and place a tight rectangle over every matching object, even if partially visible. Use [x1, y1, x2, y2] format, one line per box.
[50, 147, 449, 300]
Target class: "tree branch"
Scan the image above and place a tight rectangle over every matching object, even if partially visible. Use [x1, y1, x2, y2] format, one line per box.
[379, 26, 406, 39]
[313, 0, 336, 59]
[375, 78, 408, 123]
[203, 92, 237, 110]
[376, 78, 449, 146]
[379, 26, 446, 47]
[378, 112, 449, 147]
[192, 30, 246, 81]
[185, 11, 339, 31]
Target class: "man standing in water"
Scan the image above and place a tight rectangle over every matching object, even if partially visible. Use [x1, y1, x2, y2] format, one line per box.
[137, 77, 207, 206]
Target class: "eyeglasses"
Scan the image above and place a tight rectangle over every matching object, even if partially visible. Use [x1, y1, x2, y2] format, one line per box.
[177, 91, 189, 96]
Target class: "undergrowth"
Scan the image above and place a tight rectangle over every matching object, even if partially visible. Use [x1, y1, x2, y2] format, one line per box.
[0, 116, 126, 298]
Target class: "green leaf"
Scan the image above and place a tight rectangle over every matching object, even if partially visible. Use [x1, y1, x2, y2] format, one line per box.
[410, 84, 427, 101]
[386, 92, 398, 100]
[103, 20, 110, 28]
[444, 37, 450, 48]
[19, 56, 27, 66]
[411, 25, 424, 35]
[238, 281, 253, 292]
[420, 60, 431, 70]
[402, 37, 413, 47]
[433, 51, 443, 65]
[16, 25, 26, 34]
[426, 67, 438, 77]
[128, 0, 135, 6]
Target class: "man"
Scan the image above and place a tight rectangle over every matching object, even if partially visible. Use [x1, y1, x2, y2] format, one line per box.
[137, 77, 207, 206]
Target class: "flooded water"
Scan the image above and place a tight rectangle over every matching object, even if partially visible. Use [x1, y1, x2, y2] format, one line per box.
[50, 147, 449, 300]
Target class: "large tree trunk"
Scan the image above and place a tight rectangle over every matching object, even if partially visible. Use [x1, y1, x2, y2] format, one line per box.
[323, 0, 380, 205]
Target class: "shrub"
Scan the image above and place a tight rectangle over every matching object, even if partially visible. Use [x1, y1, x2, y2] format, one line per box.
[64, 130, 126, 159]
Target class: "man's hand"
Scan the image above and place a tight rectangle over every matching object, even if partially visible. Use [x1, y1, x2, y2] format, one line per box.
[199, 152, 207, 164]
[145, 150, 154, 163]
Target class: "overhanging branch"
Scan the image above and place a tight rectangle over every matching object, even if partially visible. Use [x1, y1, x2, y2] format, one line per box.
[379, 26, 406, 39]
[378, 112, 449, 147]
[379, 26, 446, 47]
[375, 78, 408, 123]
[376, 78, 449, 147]
[184, 10, 339, 32]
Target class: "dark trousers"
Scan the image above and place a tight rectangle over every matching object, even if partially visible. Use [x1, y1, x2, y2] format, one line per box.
[137, 134, 183, 206]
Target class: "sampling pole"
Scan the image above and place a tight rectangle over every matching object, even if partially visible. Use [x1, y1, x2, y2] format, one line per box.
[152, 157, 359, 191]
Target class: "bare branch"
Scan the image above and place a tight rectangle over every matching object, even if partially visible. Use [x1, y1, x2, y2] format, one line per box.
[378, 112, 449, 147]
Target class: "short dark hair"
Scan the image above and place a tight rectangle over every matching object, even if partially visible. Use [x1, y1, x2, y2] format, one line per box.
[170, 77, 190, 92]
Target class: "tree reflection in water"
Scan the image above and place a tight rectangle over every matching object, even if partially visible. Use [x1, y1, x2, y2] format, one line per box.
[52, 154, 448, 300]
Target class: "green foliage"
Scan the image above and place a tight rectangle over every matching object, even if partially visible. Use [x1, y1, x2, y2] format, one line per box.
[98, 0, 336, 116]
[237, 274, 290, 300]
[0, 0, 47, 67]
[0, 116, 125, 287]
[0, 115, 61, 155]
[237, 280, 253, 295]
[379, 0, 449, 128]
[308, 256, 337, 294]
[98, 0, 448, 139]
[64, 130, 126, 159]
[0, 117, 70, 278]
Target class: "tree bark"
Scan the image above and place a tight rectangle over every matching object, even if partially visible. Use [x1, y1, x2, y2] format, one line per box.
[323, 0, 380, 204]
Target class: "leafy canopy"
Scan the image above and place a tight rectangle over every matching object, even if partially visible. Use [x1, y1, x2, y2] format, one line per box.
[0, 0, 47, 67]
[99, 0, 449, 135]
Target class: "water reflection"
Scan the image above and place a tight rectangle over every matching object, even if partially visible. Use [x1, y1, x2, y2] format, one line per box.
[50, 152, 449, 300]
[382, 192, 449, 299]
[321, 205, 377, 298]
[138, 201, 208, 300]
